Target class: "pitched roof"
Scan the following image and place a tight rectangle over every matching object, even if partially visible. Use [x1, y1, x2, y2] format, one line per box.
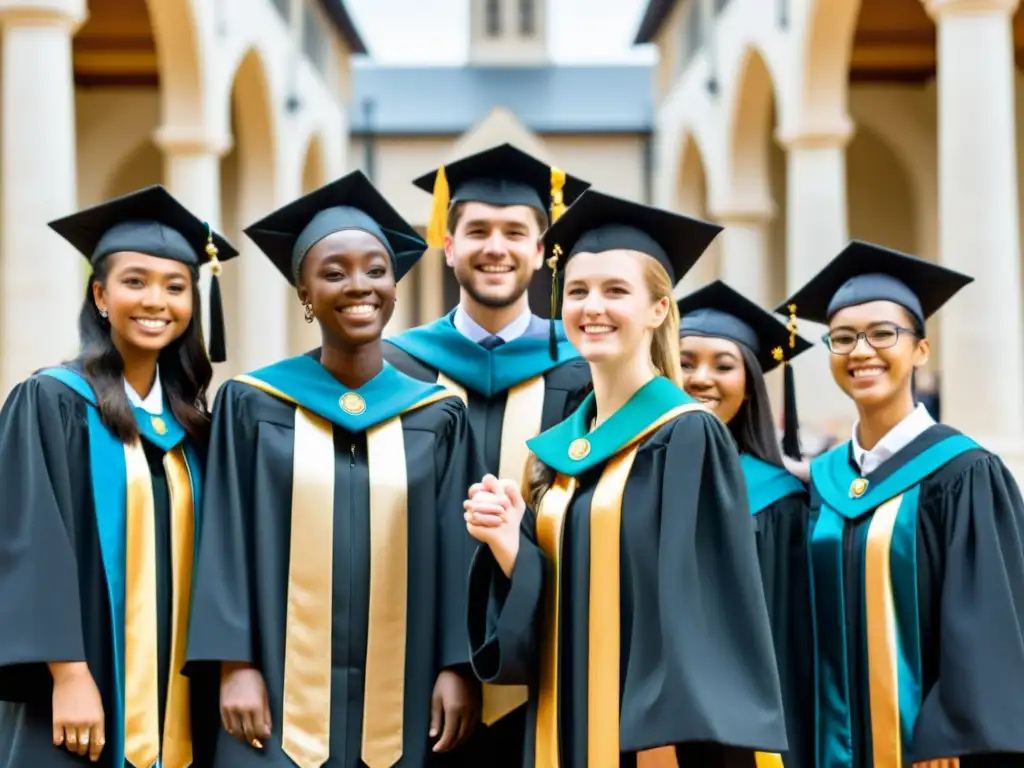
[317, 0, 368, 55]
[350, 64, 653, 135]
[633, 0, 680, 44]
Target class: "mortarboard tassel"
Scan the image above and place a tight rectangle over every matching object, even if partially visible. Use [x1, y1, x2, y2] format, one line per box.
[547, 244, 562, 361]
[426, 166, 450, 249]
[550, 167, 567, 222]
[780, 303, 801, 460]
[205, 223, 227, 364]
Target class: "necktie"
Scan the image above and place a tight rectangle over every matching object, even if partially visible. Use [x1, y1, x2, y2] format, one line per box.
[479, 335, 505, 350]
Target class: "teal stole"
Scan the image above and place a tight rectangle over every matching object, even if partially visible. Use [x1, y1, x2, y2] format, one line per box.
[39, 367, 202, 768]
[740, 454, 806, 515]
[386, 311, 580, 397]
[807, 434, 978, 767]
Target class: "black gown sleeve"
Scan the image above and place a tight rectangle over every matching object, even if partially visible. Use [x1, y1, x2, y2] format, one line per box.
[186, 382, 258, 670]
[434, 398, 485, 671]
[912, 452, 1024, 765]
[466, 506, 548, 686]
[620, 412, 788, 757]
[0, 378, 88, 701]
[754, 494, 815, 768]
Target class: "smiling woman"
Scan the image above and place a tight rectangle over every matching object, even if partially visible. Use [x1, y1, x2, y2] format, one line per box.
[186, 169, 484, 767]
[0, 185, 237, 768]
[463, 190, 789, 766]
[778, 241, 1024, 765]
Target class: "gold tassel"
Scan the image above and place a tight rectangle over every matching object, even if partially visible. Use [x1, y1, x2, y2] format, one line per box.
[426, 166, 450, 248]
[786, 303, 798, 350]
[550, 167, 566, 222]
[204, 224, 221, 276]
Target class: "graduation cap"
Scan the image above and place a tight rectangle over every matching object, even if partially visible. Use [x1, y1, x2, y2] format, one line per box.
[678, 279, 813, 458]
[777, 240, 974, 328]
[244, 169, 427, 287]
[412, 143, 591, 248]
[48, 184, 239, 363]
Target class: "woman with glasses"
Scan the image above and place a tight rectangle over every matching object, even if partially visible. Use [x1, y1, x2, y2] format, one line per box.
[676, 280, 815, 768]
[779, 240, 1024, 766]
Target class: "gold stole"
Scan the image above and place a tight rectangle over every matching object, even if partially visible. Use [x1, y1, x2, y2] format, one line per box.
[237, 375, 453, 768]
[436, 371, 546, 725]
[123, 442, 195, 768]
[533, 404, 786, 768]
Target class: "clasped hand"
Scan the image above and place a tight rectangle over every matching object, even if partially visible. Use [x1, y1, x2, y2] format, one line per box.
[464, 474, 526, 578]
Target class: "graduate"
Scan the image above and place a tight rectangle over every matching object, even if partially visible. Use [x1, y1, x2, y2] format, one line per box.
[0, 185, 235, 768]
[677, 279, 815, 768]
[462, 190, 789, 767]
[186, 170, 481, 768]
[777, 240, 1024, 767]
[383, 142, 592, 761]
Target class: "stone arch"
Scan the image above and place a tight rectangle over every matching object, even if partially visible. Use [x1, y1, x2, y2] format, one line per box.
[104, 139, 164, 201]
[675, 132, 719, 293]
[144, 0, 210, 129]
[288, 132, 329, 355]
[219, 46, 286, 376]
[725, 46, 779, 210]
[794, 0, 862, 127]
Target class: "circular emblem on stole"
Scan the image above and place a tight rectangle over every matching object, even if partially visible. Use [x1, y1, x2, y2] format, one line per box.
[339, 392, 366, 415]
[568, 437, 591, 461]
[150, 416, 168, 435]
[849, 478, 869, 499]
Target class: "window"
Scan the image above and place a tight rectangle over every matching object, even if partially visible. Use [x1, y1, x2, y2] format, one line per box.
[303, 1, 328, 74]
[519, 0, 535, 36]
[485, 0, 502, 37]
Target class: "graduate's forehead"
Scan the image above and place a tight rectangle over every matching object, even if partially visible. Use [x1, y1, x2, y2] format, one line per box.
[563, 249, 647, 283]
[679, 334, 743, 360]
[307, 228, 390, 259]
[103, 250, 193, 278]
[828, 300, 912, 329]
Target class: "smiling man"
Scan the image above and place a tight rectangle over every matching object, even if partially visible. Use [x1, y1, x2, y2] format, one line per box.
[384, 143, 591, 767]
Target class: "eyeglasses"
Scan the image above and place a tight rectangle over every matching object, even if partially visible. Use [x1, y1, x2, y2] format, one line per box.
[822, 324, 918, 355]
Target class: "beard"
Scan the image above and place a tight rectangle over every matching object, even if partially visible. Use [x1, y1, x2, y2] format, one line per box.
[454, 261, 533, 309]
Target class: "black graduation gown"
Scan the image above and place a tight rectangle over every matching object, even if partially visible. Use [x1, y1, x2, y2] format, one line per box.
[185, 356, 479, 768]
[806, 423, 1024, 767]
[384, 312, 591, 765]
[467, 379, 788, 767]
[0, 372, 218, 768]
[741, 455, 815, 768]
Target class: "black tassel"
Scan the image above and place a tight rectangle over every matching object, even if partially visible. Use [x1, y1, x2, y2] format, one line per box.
[208, 272, 227, 363]
[781, 361, 801, 459]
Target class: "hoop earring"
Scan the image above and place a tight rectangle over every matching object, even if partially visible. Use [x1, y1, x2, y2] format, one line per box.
[303, 302, 314, 323]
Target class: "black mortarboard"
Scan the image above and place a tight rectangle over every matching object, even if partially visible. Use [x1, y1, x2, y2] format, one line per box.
[48, 184, 238, 363]
[777, 240, 974, 328]
[244, 169, 427, 288]
[678, 280, 812, 459]
[412, 143, 591, 248]
[540, 189, 722, 357]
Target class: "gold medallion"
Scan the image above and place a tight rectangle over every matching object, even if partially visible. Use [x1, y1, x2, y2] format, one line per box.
[568, 437, 591, 461]
[849, 477, 869, 499]
[151, 416, 168, 435]
[340, 392, 366, 415]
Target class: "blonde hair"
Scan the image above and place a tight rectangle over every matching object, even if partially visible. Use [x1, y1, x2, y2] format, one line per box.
[525, 251, 681, 508]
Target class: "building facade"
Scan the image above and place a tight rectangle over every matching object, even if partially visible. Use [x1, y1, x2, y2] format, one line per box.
[639, 0, 1024, 474]
[0, 0, 363, 398]
[349, 0, 654, 329]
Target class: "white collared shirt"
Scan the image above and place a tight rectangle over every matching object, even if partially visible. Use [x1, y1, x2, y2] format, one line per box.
[453, 304, 532, 344]
[124, 371, 164, 416]
[851, 403, 935, 476]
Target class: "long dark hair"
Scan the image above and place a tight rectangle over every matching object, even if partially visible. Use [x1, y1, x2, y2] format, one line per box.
[70, 255, 214, 445]
[730, 344, 784, 467]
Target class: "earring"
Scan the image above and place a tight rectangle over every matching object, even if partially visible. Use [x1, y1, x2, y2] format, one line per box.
[303, 302, 314, 323]
[99, 309, 108, 319]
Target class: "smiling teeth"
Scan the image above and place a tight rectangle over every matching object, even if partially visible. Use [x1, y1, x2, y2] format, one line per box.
[341, 305, 377, 315]
[852, 367, 885, 378]
[135, 318, 169, 328]
[479, 265, 512, 272]
[583, 324, 614, 333]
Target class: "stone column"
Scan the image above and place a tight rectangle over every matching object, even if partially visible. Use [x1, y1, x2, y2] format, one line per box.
[777, 123, 857, 446]
[0, 0, 86, 399]
[711, 205, 773, 307]
[925, 0, 1024, 471]
[153, 124, 230, 348]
